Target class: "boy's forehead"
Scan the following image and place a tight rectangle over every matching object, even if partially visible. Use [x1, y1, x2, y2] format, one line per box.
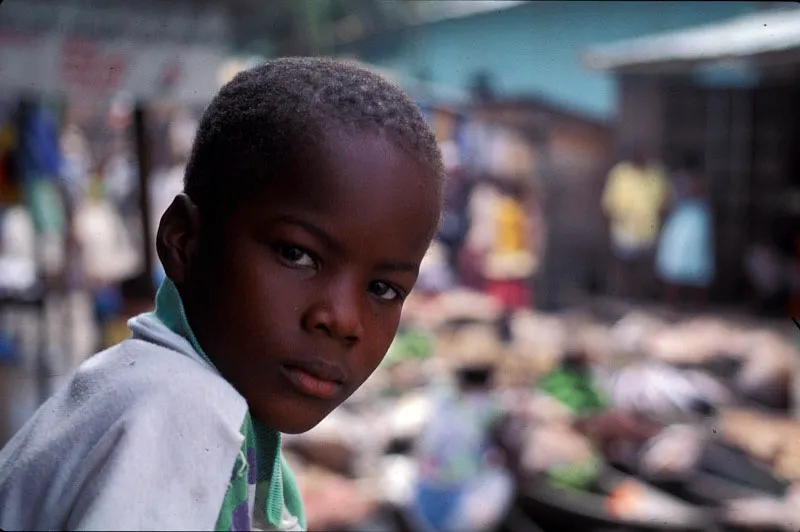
[289, 130, 435, 201]
[246, 129, 441, 253]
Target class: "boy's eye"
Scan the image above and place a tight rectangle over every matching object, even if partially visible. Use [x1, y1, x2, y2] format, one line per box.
[277, 245, 316, 268]
[369, 281, 403, 302]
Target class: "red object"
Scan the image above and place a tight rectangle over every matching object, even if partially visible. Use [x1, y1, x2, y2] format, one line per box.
[486, 279, 530, 311]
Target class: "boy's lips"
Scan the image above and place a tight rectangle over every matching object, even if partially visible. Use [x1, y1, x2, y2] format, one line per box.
[281, 359, 346, 400]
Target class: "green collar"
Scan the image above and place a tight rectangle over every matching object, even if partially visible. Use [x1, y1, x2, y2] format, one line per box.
[153, 278, 211, 368]
[152, 279, 305, 528]
[152, 278, 280, 444]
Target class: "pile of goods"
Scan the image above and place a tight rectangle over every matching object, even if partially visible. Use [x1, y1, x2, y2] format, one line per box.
[538, 364, 605, 417]
[717, 409, 800, 482]
[281, 286, 800, 531]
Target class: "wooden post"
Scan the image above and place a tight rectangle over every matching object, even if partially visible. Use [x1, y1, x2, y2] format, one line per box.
[133, 103, 155, 299]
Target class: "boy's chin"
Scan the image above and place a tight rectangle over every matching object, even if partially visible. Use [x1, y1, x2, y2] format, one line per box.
[254, 400, 340, 435]
[275, 417, 327, 435]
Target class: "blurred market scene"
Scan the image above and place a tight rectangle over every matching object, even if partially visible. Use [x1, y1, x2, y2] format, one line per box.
[2, 0, 800, 530]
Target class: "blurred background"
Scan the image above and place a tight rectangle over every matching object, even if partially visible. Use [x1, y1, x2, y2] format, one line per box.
[1, 1, 800, 530]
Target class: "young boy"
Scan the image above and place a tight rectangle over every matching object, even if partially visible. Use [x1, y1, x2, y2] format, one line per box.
[0, 58, 444, 531]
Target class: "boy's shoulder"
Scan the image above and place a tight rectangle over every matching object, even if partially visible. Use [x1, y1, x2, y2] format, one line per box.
[1, 336, 249, 468]
[82, 337, 249, 426]
[0, 339, 248, 530]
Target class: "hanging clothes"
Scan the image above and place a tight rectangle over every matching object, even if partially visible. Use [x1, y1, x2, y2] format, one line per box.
[74, 195, 141, 286]
[16, 103, 74, 283]
[60, 124, 92, 209]
[18, 104, 66, 236]
[19, 104, 62, 181]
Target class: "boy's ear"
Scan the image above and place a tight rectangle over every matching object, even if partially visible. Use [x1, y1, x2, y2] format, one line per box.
[156, 193, 202, 287]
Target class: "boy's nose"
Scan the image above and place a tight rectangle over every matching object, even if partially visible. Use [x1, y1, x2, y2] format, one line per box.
[302, 281, 364, 345]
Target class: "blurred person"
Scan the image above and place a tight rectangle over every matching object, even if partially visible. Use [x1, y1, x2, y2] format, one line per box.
[459, 177, 499, 291]
[412, 361, 513, 532]
[0, 58, 444, 531]
[602, 146, 669, 300]
[655, 155, 715, 309]
[745, 232, 787, 316]
[437, 140, 470, 276]
[484, 180, 535, 312]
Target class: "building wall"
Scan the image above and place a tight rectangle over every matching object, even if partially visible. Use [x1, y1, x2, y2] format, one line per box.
[465, 101, 614, 308]
[616, 76, 666, 157]
[615, 74, 800, 303]
[542, 120, 615, 306]
[339, 1, 759, 120]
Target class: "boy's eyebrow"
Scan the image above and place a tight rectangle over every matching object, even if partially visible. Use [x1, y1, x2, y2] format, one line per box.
[274, 214, 419, 273]
[375, 260, 419, 273]
[275, 215, 345, 254]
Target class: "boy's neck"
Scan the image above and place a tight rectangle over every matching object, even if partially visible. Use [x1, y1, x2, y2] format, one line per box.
[152, 278, 281, 432]
[153, 277, 217, 371]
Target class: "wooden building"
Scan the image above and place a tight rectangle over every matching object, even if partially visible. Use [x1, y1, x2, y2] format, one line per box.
[584, 7, 800, 303]
[465, 99, 615, 310]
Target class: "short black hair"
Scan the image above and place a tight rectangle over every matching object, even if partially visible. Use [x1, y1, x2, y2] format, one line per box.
[184, 57, 444, 216]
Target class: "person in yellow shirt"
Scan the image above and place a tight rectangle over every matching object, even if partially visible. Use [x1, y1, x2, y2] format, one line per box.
[495, 194, 527, 256]
[484, 182, 536, 311]
[602, 148, 669, 299]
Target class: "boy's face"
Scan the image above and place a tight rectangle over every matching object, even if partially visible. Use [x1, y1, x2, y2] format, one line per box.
[162, 128, 441, 433]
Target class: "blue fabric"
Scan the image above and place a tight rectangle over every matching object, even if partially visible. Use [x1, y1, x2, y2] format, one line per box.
[18, 104, 65, 234]
[93, 286, 123, 321]
[416, 389, 497, 486]
[19, 106, 62, 181]
[0, 332, 16, 364]
[656, 198, 715, 287]
[414, 481, 464, 532]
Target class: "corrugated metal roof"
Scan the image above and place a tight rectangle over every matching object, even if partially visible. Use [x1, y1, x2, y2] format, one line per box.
[583, 7, 800, 71]
[409, 0, 526, 25]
